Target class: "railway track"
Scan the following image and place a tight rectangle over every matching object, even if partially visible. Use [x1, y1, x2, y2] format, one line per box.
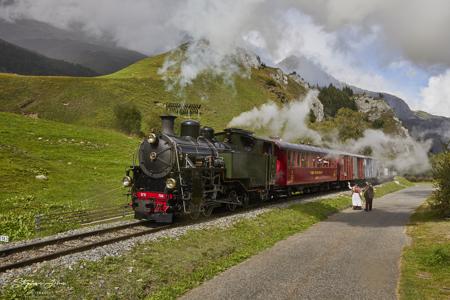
[0, 187, 353, 274]
[0, 221, 172, 273]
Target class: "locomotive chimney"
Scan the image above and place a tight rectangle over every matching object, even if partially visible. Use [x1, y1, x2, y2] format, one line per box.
[160, 115, 177, 135]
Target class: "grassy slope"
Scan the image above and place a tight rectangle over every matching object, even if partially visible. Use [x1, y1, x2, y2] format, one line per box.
[0, 51, 306, 133]
[0, 112, 139, 240]
[0, 180, 412, 299]
[399, 201, 450, 299]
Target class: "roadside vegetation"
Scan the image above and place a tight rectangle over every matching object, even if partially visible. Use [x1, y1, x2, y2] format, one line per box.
[0, 112, 139, 241]
[375, 176, 414, 198]
[399, 204, 450, 299]
[1, 179, 412, 299]
[428, 149, 450, 216]
[399, 149, 450, 299]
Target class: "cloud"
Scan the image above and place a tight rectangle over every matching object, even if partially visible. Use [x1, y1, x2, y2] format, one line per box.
[419, 69, 450, 117]
[270, 9, 392, 93]
[0, 0, 184, 54]
[286, 0, 450, 67]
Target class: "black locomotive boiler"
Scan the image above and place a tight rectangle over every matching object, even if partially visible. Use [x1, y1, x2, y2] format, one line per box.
[123, 116, 232, 222]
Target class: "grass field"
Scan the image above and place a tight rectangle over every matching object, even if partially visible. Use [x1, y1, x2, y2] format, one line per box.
[399, 200, 450, 299]
[0, 112, 139, 241]
[0, 179, 412, 299]
[0, 50, 307, 133]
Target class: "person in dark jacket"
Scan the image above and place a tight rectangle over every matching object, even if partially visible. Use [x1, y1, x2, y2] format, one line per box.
[363, 182, 374, 211]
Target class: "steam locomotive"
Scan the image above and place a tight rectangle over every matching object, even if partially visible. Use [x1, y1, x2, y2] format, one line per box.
[123, 116, 382, 223]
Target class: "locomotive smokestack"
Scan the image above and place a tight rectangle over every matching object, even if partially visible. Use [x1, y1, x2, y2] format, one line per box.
[160, 115, 177, 135]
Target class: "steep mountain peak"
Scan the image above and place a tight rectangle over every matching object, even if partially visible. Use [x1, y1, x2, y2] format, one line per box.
[277, 55, 343, 88]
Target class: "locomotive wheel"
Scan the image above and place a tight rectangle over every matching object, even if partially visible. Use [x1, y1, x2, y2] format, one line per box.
[226, 190, 239, 211]
[201, 205, 214, 217]
[188, 202, 201, 220]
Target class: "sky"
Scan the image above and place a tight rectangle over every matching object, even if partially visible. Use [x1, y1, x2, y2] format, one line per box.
[1, 0, 450, 117]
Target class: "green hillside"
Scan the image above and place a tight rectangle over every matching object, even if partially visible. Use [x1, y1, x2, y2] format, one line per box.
[0, 112, 139, 240]
[0, 50, 307, 134]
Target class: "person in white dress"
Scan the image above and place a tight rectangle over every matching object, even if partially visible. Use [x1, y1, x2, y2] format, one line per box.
[348, 182, 363, 210]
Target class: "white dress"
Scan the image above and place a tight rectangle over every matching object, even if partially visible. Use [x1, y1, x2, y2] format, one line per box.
[349, 185, 362, 207]
[351, 191, 362, 207]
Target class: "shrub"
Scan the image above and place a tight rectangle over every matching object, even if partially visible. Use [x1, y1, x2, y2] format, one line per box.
[113, 103, 142, 135]
[308, 109, 316, 123]
[265, 78, 278, 87]
[334, 108, 368, 141]
[429, 150, 450, 216]
[318, 84, 357, 118]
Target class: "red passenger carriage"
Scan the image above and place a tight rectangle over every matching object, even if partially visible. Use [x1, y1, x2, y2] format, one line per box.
[273, 141, 372, 192]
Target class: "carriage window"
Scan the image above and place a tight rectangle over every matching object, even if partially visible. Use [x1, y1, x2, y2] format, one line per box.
[300, 152, 306, 167]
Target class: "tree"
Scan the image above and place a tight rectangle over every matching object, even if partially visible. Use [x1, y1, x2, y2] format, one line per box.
[334, 108, 368, 141]
[429, 148, 450, 216]
[343, 86, 353, 97]
[318, 85, 357, 118]
[113, 103, 142, 135]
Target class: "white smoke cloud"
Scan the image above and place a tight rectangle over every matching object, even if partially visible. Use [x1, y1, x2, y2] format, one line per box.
[419, 69, 450, 118]
[228, 90, 322, 143]
[341, 129, 431, 174]
[158, 41, 259, 90]
[229, 94, 432, 174]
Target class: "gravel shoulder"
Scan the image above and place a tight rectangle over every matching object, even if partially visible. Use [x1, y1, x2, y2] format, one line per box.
[181, 184, 433, 300]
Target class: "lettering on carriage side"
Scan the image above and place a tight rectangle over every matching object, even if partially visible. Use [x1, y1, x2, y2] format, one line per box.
[309, 170, 323, 175]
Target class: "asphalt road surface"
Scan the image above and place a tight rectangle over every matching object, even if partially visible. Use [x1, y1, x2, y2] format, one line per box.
[181, 184, 433, 300]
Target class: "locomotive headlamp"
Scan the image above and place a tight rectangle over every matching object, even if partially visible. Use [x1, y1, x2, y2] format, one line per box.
[122, 176, 132, 187]
[148, 133, 158, 144]
[166, 178, 177, 189]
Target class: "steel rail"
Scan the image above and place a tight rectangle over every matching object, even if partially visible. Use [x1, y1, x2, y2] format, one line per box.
[0, 220, 151, 257]
[0, 225, 171, 273]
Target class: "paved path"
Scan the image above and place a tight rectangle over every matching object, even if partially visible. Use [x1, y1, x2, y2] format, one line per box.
[181, 184, 433, 300]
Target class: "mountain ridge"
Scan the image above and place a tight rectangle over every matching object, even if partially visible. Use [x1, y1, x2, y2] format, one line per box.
[0, 38, 98, 76]
[0, 19, 146, 74]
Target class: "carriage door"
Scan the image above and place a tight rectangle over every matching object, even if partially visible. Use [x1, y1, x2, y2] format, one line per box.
[353, 157, 358, 179]
[263, 142, 276, 186]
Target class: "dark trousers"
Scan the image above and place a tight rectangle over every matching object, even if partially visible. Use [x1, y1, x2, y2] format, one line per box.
[365, 198, 373, 211]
